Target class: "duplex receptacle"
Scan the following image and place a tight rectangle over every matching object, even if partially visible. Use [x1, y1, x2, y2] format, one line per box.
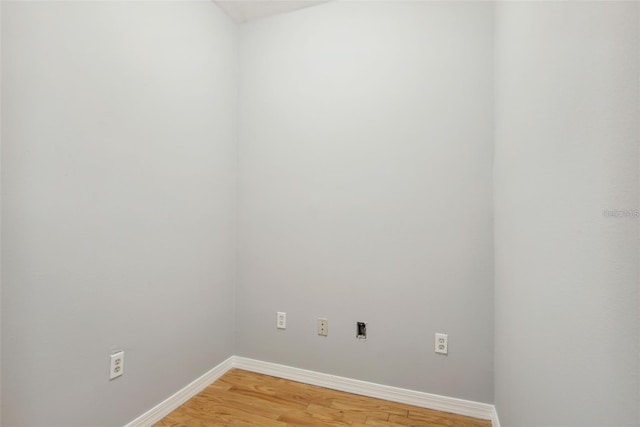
[435, 333, 448, 355]
[317, 318, 328, 336]
[277, 312, 286, 329]
[109, 351, 124, 380]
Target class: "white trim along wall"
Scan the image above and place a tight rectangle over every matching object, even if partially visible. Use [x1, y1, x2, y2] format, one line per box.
[125, 357, 500, 427]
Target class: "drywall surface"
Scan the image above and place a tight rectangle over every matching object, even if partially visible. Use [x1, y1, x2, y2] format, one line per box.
[494, 2, 640, 426]
[1, 2, 237, 425]
[237, 1, 494, 403]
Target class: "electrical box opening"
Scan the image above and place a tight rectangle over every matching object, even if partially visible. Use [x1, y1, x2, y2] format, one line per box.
[356, 322, 367, 339]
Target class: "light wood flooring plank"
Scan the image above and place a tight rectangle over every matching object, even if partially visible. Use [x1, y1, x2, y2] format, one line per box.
[154, 369, 492, 427]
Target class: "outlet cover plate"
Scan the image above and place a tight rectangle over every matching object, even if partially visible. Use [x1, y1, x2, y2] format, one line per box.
[109, 351, 124, 380]
[435, 333, 448, 355]
[277, 312, 286, 329]
[317, 318, 328, 336]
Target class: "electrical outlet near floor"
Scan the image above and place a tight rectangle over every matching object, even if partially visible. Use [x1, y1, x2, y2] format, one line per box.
[109, 351, 124, 380]
[435, 333, 448, 355]
[277, 312, 286, 329]
[317, 318, 328, 336]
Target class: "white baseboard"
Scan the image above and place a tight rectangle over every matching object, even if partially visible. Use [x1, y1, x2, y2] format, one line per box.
[491, 406, 501, 427]
[123, 356, 500, 426]
[233, 356, 496, 422]
[124, 356, 234, 427]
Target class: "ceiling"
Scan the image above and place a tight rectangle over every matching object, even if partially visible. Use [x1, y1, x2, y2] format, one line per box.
[214, 0, 330, 23]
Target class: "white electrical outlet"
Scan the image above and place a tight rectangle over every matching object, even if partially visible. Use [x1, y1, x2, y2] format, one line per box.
[109, 351, 124, 380]
[317, 318, 328, 336]
[435, 333, 448, 355]
[277, 312, 286, 329]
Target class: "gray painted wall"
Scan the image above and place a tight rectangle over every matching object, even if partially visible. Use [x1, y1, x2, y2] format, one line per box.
[236, 1, 495, 404]
[3, 1, 639, 426]
[1, 2, 237, 426]
[494, 2, 640, 426]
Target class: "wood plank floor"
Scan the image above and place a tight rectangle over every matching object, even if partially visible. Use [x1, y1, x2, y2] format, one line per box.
[155, 369, 492, 427]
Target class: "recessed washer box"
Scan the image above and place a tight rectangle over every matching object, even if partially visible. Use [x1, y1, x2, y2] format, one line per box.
[356, 322, 367, 340]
